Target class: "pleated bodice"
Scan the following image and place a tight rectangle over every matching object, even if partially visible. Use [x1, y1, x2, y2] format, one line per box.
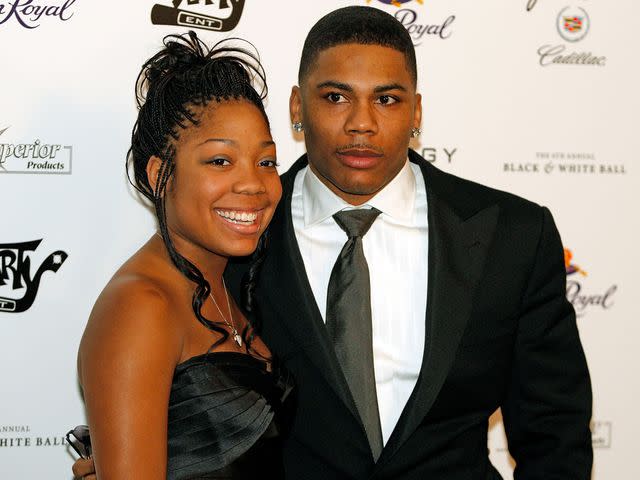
[167, 351, 293, 480]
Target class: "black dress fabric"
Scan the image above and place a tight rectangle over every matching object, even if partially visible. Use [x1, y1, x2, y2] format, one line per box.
[167, 351, 293, 480]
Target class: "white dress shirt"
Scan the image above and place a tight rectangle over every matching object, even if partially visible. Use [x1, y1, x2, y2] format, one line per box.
[291, 160, 429, 444]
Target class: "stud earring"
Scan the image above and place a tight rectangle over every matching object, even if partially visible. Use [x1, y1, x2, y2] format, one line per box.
[411, 127, 421, 138]
[292, 122, 304, 132]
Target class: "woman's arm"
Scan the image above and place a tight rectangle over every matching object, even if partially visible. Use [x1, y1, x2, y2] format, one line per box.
[78, 277, 182, 480]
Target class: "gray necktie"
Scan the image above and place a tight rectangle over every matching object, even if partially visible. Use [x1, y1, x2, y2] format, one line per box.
[326, 207, 383, 461]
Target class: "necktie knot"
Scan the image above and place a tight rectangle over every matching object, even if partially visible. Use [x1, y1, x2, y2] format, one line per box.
[333, 208, 381, 238]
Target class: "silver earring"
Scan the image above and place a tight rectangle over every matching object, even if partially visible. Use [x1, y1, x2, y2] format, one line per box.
[292, 122, 304, 132]
[411, 127, 421, 138]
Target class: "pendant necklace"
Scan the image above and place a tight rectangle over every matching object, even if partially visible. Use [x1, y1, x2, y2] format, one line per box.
[209, 278, 242, 348]
[154, 232, 242, 347]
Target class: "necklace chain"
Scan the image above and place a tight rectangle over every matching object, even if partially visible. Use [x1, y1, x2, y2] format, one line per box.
[209, 278, 243, 348]
[154, 231, 242, 348]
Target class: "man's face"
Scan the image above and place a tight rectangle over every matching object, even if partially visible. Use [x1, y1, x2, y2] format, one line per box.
[291, 43, 421, 205]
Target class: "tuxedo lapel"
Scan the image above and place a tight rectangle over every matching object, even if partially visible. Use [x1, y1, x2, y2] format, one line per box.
[262, 156, 361, 422]
[376, 153, 499, 467]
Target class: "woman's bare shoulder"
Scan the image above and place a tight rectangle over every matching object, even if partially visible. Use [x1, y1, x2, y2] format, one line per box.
[78, 253, 184, 381]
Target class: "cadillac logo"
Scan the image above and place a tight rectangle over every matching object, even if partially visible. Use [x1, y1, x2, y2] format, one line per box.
[557, 6, 590, 42]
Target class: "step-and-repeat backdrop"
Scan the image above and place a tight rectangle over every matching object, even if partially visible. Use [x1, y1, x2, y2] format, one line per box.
[1, 1, 638, 478]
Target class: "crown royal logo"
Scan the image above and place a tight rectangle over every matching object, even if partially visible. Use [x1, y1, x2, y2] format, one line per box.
[151, 0, 245, 32]
[564, 248, 587, 276]
[367, 0, 423, 6]
[366, 0, 454, 45]
[563, 248, 616, 317]
[0, 240, 67, 313]
[0, 0, 76, 29]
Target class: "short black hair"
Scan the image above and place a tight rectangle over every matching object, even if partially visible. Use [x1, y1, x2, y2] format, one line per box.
[298, 6, 417, 85]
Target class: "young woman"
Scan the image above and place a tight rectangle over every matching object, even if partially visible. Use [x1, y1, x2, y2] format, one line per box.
[77, 32, 291, 479]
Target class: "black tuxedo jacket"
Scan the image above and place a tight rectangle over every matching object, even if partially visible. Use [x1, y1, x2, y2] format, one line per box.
[228, 150, 592, 479]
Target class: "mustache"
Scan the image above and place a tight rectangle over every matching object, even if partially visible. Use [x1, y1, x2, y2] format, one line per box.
[335, 143, 384, 155]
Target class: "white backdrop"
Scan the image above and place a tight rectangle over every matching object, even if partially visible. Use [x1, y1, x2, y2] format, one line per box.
[1, 1, 638, 478]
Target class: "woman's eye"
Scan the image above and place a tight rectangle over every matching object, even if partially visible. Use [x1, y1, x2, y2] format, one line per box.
[259, 159, 279, 168]
[208, 157, 231, 166]
[375, 95, 397, 105]
[325, 92, 347, 103]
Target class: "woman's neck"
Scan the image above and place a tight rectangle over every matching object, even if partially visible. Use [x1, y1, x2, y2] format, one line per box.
[157, 228, 229, 292]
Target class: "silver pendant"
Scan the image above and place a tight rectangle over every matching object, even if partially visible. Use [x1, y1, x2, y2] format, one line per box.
[233, 332, 243, 347]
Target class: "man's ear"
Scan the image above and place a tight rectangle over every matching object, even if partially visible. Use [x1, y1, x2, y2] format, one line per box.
[413, 93, 423, 130]
[146, 155, 164, 196]
[289, 85, 302, 124]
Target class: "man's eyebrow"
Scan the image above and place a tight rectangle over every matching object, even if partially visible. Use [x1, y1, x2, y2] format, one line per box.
[316, 81, 353, 92]
[374, 83, 408, 93]
[315, 81, 408, 94]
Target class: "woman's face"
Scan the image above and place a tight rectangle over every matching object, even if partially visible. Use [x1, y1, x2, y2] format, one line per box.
[162, 99, 281, 259]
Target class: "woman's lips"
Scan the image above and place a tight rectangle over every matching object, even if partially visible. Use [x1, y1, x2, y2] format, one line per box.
[214, 208, 264, 235]
[336, 149, 383, 169]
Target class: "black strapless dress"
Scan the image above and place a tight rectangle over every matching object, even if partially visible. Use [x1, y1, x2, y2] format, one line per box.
[167, 352, 293, 480]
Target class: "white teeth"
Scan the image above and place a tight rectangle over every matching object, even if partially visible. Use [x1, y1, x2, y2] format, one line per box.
[216, 210, 258, 224]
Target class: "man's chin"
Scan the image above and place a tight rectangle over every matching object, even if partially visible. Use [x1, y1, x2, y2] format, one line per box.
[330, 179, 386, 200]
[309, 164, 387, 202]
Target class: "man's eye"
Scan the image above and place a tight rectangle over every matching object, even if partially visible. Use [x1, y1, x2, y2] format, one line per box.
[325, 92, 347, 103]
[376, 95, 397, 105]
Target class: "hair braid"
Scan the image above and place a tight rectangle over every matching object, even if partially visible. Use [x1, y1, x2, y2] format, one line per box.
[127, 31, 270, 350]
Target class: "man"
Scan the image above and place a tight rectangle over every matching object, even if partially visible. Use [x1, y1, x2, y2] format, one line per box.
[75, 6, 592, 479]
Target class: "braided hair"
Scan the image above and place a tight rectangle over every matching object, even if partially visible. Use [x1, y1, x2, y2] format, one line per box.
[126, 31, 268, 349]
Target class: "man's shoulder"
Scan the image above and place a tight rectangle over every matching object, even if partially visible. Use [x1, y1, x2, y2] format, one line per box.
[410, 149, 543, 221]
[279, 154, 308, 186]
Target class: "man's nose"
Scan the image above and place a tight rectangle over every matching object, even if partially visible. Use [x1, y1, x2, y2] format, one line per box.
[344, 101, 378, 136]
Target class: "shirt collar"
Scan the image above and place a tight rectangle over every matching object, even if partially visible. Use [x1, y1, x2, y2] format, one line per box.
[302, 159, 416, 227]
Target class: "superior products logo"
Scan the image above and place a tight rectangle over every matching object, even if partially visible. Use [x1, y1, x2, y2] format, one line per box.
[0, 0, 76, 29]
[0, 126, 72, 174]
[0, 240, 67, 313]
[151, 0, 245, 32]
